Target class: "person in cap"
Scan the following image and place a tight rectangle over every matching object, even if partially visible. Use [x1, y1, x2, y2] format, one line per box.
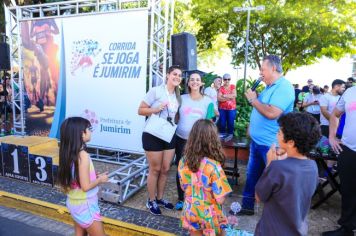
[302, 79, 313, 92]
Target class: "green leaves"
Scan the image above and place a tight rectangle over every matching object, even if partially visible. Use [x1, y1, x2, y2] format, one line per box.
[202, 72, 219, 88]
[191, 0, 356, 73]
[234, 77, 265, 138]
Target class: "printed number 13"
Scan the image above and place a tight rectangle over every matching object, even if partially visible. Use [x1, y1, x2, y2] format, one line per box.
[11, 149, 20, 174]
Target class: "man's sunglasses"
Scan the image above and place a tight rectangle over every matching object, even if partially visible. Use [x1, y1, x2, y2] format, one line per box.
[223, 78, 231, 81]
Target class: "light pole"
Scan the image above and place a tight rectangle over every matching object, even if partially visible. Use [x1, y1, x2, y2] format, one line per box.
[233, 65, 241, 81]
[233, 5, 265, 91]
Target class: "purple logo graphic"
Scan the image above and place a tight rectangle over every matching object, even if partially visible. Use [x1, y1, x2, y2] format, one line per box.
[71, 39, 101, 75]
[81, 109, 99, 131]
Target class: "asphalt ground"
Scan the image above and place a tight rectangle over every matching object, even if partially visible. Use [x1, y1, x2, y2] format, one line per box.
[0, 205, 73, 236]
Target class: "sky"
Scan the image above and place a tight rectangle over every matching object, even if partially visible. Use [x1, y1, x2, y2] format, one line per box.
[199, 55, 354, 88]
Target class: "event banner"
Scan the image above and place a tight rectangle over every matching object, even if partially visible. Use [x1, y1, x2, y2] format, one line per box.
[64, 11, 148, 152]
[21, 10, 148, 153]
[21, 18, 61, 136]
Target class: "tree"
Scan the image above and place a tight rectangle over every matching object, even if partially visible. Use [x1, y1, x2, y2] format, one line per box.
[174, 0, 231, 68]
[191, 0, 356, 73]
[1, 1, 40, 33]
[174, 1, 199, 34]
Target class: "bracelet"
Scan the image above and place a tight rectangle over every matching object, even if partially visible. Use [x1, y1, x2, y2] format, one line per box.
[248, 98, 256, 104]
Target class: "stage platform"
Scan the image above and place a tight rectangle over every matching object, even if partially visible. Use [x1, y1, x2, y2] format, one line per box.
[0, 135, 148, 202]
[0, 136, 58, 186]
[0, 135, 57, 152]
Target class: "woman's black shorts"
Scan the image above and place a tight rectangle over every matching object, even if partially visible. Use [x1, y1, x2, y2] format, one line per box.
[142, 132, 176, 151]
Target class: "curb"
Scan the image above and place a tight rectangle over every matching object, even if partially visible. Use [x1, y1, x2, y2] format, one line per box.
[0, 190, 175, 236]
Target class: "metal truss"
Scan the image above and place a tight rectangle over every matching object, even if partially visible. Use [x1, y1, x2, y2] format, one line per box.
[148, 0, 174, 88]
[5, 2, 25, 135]
[10, 0, 148, 19]
[98, 155, 148, 204]
[4, 0, 174, 202]
[88, 146, 133, 162]
[5, 0, 166, 135]
[88, 147, 148, 203]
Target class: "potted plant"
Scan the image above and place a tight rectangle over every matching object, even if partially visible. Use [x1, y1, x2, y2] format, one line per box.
[235, 77, 265, 138]
[223, 77, 265, 161]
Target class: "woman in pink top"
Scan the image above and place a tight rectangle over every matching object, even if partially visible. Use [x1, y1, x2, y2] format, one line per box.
[217, 73, 237, 135]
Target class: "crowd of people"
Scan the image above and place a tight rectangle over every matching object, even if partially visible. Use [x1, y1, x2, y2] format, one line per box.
[0, 72, 32, 135]
[56, 55, 355, 236]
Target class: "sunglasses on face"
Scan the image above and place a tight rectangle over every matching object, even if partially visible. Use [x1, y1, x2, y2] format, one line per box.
[223, 78, 231, 81]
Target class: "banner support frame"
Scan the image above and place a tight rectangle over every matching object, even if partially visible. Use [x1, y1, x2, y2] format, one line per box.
[4, 0, 174, 141]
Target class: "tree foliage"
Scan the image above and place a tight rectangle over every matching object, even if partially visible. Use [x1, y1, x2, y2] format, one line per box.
[1, 0, 46, 33]
[174, 1, 199, 35]
[191, 0, 356, 73]
[174, 1, 232, 68]
[234, 77, 264, 138]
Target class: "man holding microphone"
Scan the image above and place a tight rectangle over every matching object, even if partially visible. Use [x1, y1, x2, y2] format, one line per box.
[239, 55, 294, 215]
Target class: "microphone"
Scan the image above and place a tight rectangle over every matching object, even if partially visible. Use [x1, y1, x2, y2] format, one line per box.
[251, 77, 262, 91]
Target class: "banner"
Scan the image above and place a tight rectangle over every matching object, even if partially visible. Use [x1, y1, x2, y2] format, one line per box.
[21, 18, 61, 136]
[21, 10, 148, 153]
[64, 11, 148, 152]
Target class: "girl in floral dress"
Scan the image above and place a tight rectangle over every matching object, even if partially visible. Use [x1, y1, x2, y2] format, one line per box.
[178, 119, 232, 236]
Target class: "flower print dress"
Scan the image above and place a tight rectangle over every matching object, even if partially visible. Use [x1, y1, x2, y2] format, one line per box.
[178, 157, 232, 236]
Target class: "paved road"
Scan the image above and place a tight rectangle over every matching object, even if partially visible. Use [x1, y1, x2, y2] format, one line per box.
[0, 216, 64, 236]
[0, 205, 74, 236]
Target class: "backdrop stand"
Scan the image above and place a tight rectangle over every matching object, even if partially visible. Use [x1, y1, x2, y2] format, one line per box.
[3, 0, 174, 202]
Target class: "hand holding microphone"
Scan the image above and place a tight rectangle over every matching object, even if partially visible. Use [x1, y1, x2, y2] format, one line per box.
[251, 77, 262, 91]
[245, 77, 261, 104]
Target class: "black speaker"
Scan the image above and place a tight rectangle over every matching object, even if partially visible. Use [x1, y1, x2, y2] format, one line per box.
[172, 32, 197, 71]
[0, 43, 11, 70]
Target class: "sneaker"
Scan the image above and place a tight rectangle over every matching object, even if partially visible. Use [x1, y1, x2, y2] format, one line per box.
[156, 198, 174, 210]
[175, 200, 184, 211]
[235, 208, 254, 216]
[146, 200, 161, 215]
[226, 134, 233, 141]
